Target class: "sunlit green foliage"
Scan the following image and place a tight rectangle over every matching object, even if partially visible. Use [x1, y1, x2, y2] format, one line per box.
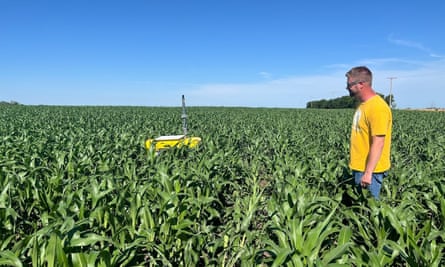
[1, 105, 444, 266]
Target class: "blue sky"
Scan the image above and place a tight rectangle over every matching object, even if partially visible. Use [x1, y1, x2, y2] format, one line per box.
[1, 0, 444, 108]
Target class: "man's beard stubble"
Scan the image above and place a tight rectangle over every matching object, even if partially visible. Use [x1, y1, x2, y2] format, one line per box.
[348, 89, 356, 97]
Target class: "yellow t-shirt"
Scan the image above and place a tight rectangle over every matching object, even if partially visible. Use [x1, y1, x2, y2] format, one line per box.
[349, 95, 392, 172]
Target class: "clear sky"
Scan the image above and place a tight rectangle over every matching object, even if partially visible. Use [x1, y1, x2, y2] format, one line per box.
[1, 0, 444, 108]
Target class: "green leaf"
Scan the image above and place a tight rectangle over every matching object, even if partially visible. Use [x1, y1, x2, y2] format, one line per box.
[0, 183, 10, 208]
[69, 233, 110, 247]
[46, 233, 68, 267]
[0, 250, 23, 267]
[337, 226, 352, 246]
[272, 247, 292, 267]
[322, 243, 351, 265]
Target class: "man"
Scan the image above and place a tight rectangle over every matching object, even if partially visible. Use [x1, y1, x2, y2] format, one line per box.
[345, 66, 392, 199]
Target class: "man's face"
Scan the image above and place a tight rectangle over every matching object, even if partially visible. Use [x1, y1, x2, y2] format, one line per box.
[346, 80, 361, 97]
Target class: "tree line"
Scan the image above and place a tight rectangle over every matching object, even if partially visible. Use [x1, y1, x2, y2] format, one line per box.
[306, 93, 395, 109]
[0, 101, 22, 105]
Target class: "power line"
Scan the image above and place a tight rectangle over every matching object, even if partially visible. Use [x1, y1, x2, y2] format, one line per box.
[387, 77, 397, 108]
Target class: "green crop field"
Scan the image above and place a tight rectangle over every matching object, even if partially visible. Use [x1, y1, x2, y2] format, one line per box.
[1, 105, 444, 266]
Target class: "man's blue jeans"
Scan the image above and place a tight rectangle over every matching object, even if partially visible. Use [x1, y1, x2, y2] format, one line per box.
[352, 171, 387, 199]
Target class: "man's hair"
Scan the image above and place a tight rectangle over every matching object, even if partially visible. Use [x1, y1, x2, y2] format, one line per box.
[346, 66, 373, 86]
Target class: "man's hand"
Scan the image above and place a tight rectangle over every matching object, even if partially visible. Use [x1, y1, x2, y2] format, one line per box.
[361, 172, 372, 187]
[362, 135, 386, 187]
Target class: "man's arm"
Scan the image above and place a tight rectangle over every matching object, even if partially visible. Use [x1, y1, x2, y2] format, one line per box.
[361, 135, 385, 186]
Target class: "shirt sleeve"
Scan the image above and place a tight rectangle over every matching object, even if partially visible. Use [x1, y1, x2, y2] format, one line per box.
[369, 105, 390, 136]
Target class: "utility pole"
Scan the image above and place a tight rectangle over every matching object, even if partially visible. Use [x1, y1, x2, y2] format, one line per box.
[387, 77, 397, 108]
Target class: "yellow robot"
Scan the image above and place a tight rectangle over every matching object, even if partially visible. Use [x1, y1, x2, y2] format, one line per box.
[145, 95, 201, 152]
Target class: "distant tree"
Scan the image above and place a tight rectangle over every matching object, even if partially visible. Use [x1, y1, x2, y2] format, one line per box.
[307, 92, 395, 109]
[0, 100, 21, 105]
[384, 94, 396, 108]
[306, 96, 359, 109]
